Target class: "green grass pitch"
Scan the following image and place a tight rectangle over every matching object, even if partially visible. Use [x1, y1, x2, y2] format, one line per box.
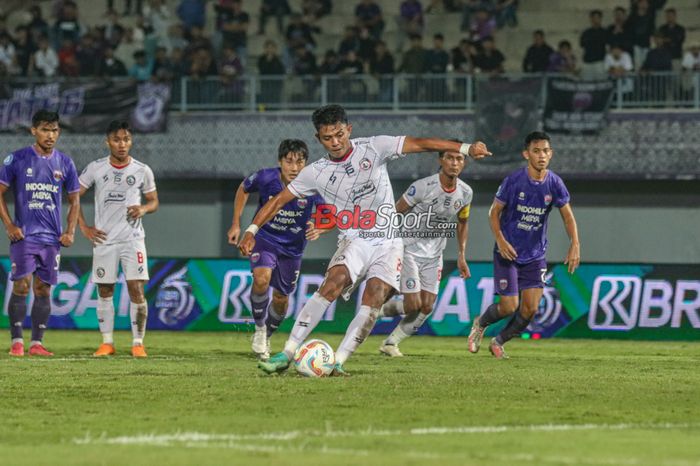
[1, 331, 699, 466]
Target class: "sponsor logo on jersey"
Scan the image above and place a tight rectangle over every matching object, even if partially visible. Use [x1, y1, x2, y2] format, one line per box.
[407, 185, 416, 196]
[454, 199, 463, 209]
[105, 191, 126, 204]
[28, 201, 44, 210]
[544, 194, 552, 205]
[127, 175, 136, 186]
[26, 168, 33, 177]
[346, 180, 377, 203]
[518, 192, 525, 200]
[297, 198, 308, 209]
[96, 267, 105, 278]
[3, 154, 13, 165]
[499, 279, 508, 290]
[53, 170, 63, 181]
[359, 158, 372, 170]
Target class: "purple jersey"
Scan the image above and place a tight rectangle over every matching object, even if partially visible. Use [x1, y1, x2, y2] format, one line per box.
[243, 167, 324, 258]
[0, 146, 80, 246]
[494, 167, 570, 264]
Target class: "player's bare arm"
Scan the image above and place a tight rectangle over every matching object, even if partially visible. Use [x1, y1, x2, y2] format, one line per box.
[127, 191, 159, 220]
[238, 187, 297, 256]
[60, 191, 80, 247]
[305, 218, 332, 241]
[395, 195, 412, 214]
[559, 203, 581, 274]
[457, 216, 471, 279]
[77, 185, 107, 244]
[0, 184, 23, 242]
[227, 182, 249, 245]
[402, 137, 492, 159]
[489, 200, 518, 261]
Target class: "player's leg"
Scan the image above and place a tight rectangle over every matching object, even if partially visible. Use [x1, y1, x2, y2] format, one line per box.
[380, 292, 420, 357]
[7, 240, 35, 356]
[27, 243, 61, 356]
[264, 254, 301, 356]
[250, 267, 273, 359]
[333, 239, 403, 373]
[121, 240, 150, 357]
[92, 243, 120, 356]
[468, 252, 519, 353]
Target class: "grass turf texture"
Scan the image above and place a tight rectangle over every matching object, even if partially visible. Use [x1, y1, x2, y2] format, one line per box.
[1, 331, 699, 466]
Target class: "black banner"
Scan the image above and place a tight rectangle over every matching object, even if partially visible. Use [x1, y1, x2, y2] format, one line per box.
[475, 77, 542, 162]
[543, 78, 614, 134]
[0, 80, 169, 133]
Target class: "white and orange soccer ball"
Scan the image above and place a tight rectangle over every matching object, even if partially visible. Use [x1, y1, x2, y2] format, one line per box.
[293, 339, 335, 377]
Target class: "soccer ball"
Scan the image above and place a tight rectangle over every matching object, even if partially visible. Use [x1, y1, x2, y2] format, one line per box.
[293, 339, 335, 377]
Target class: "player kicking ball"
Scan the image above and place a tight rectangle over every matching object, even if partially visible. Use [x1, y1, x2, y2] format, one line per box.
[0, 110, 80, 357]
[78, 121, 159, 358]
[239, 104, 491, 376]
[468, 131, 580, 359]
[379, 145, 473, 357]
[227, 140, 324, 360]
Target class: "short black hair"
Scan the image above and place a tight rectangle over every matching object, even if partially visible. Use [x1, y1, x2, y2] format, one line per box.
[32, 110, 59, 127]
[559, 40, 571, 49]
[614, 6, 626, 14]
[665, 7, 676, 14]
[439, 138, 463, 158]
[312, 104, 349, 131]
[106, 120, 131, 135]
[434, 33, 444, 41]
[524, 131, 550, 149]
[590, 9, 603, 17]
[278, 139, 309, 161]
[534, 29, 544, 36]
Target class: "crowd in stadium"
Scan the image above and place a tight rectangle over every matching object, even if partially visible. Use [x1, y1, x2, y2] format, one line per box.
[0, 0, 698, 84]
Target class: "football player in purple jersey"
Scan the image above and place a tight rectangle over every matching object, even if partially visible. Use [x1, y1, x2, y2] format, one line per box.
[0, 110, 80, 357]
[468, 131, 580, 359]
[227, 139, 325, 360]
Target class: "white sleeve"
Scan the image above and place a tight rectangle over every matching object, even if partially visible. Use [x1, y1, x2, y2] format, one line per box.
[623, 53, 633, 71]
[682, 52, 693, 70]
[142, 165, 156, 193]
[78, 162, 95, 189]
[371, 135, 407, 164]
[604, 54, 613, 70]
[287, 165, 318, 198]
[402, 180, 424, 207]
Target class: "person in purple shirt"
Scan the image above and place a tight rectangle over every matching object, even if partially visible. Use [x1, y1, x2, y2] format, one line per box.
[468, 131, 580, 359]
[227, 139, 324, 360]
[0, 110, 80, 357]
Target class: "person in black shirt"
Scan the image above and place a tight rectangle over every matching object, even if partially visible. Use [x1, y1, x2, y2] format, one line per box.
[473, 36, 504, 74]
[580, 9, 608, 77]
[640, 32, 672, 101]
[522, 30, 553, 73]
[369, 40, 394, 103]
[607, 6, 633, 54]
[220, 0, 250, 64]
[658, 8, 684, 69]
[258, 40, 286, 105]
[625, 0, 656, 67]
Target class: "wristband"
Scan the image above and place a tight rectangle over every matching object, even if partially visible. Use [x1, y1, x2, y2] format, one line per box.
[459, 143, 472, 157]
[245, 224, 259, 236]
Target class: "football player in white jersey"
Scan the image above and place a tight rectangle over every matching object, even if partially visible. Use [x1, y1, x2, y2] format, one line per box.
[239, 104, 491, 375]
[378, 145, 473, 357]
[78, 121, 159, 358]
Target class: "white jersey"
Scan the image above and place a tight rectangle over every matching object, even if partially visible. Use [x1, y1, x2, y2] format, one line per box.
[401, 173, 473, 258]
[288, 135, 407, 245]
[79, 157, 156, 245]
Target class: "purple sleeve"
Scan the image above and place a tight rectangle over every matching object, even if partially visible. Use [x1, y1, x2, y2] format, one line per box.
[553, 176, 570, 207]
[312, 193, 326, 208]
[242, 169, 262, 193]
[64, 157, 80, 193]
[494, 177, 510, 205]
[0, 154, 16, 186]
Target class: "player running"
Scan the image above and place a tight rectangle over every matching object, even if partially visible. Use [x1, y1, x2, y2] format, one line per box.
[0, 110, 80, 357]
[78, 120, 159, 358]
[239, 104, 491, 376]
[227, 139, 324, 361]
[468, 131, 580, 359]
[378, 145, 473, 357]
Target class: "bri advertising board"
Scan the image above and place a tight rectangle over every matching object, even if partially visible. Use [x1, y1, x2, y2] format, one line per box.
[0, 259, 698, 340]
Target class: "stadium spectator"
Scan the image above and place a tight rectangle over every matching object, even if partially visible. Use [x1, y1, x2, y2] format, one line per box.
[640, 32, 672, 101]
[97, 45, 128, 76]
[29, 37, 58, 78]
[626, 0, 656, 68]
[258, 0, 291, 35]
[607, 6, 633, 55]
[129, 49, 154, 81]
[76, 33, 101, 76]
[399, 34, 426, 73]
[0, 32, 15, 73]
[522, 30, 553, 73]
[107, 0, 143, 16]
[495, 0, 518, 28]
[258, 40, 285, 103]
[426, 33, 449, 73]
[399, 0, 424, 45]
[165, 23, 188, 53]
[470, 8, 496, 42]
[27, 5, 50, 45]
[338, 26, 360, 57]
[301, 0, 332, 25]
[641, 31, 671, 72]
[185, 26, 213, 58]
[370, 40, 395, 102]
[682, 42, 700, 71]
[151, 45, 175, 81]
[548, 40, 577, 73]
[189, 47, 217, 79]
[103, 10, 126, 48]
[451, 38, 474, 73]
[286, 14, 318, 52]
[580, 10, 608, 77]
[605, 43, 634, 93]
[472, 35, 504, 74]
[357, 27, 377, 64]
[52, 1, 84, 50]
[658, 8, 685, 70]
[57, 38, 79, 77]
[143, 0, 170, 43]
[177, 0, 206, 33]
[219, 0, 249, 64]
[460, 0, 493, 32]
[355, 0, 384, 40]
[291, 44, 317, 75]
[12, 26, 35, 76]
[338, 50, 364, 75]
[319, 49, 341, 74]
[218, 45, 244, 100]
[115, 27, 143, 69]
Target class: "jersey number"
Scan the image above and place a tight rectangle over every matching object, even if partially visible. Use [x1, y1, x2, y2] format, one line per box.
[137, 252, 144, 264]
[54, 254, 61, 271]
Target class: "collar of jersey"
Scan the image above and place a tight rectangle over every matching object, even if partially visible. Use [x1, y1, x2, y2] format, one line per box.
[327, 144, 354, 163]
[110, 157, 132, 169]
[31, 145, 55, 159]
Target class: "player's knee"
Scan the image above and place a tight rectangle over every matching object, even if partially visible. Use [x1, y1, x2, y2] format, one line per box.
[420, 303, 434, 315]
[519, 305, 538, 319]
[271, 293, 289, 315]
[252, 275, 270, 293]
[126, 281, 145, 303]
[362, 281, 391, 308]
[12, 279, 30, 296]
[98, 284, 115, 298]
[498, 299, 519, 315]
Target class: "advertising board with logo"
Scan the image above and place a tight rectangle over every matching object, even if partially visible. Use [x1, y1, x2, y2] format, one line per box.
[0, 259, 697, 340]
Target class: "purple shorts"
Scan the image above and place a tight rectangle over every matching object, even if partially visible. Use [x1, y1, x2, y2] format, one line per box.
[249, 236, 302, 296]
[493, 252, 547, 296]
[9, 240, 61, 285]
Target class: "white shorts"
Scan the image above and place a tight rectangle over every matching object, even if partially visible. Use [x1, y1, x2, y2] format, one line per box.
[328, 237, 403, 301]
[92, 239, 149, 283]
[401, 251, 442, 295]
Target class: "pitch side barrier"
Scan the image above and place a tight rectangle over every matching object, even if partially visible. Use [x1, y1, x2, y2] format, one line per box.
[0, 258, 698, 341]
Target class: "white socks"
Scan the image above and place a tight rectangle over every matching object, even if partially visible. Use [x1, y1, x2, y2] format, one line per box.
[385, 313, 431, 346]
[97, 296, 115, 344]
[130, 301, 148, 346]
[283, 292, 330, 359]
[335, 305, 380, 365]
